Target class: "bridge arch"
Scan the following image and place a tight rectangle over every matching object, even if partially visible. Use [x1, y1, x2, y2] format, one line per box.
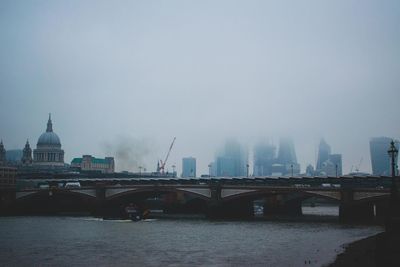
[106, 186, 211, 201]
[220, 188, 341, 203]
[14, 190, 96, 214]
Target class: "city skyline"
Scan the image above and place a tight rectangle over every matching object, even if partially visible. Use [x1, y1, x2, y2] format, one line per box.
[0, 115, 398, 175]
[1, 1, 400, 175]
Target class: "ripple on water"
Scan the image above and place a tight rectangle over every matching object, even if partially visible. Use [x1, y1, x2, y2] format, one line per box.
[0, 216, 383, 267]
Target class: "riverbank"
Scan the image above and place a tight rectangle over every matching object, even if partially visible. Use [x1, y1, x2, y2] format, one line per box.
[329, 231, 400, 267]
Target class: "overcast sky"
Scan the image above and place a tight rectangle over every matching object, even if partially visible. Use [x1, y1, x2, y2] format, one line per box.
[1, 0, 399, 175]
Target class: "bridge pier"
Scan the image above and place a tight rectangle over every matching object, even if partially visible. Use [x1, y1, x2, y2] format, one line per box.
[339, 202, 374, 222]
[0, 189, 16, 215]
[375, 201, 390, 221]
[206, 200, 254, 219]
[93, 186, 106, 217]
[339, 190, 375, 222]
[263, 195, 302, 216]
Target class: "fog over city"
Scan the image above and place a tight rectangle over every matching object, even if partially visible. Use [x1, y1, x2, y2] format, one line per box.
[1, 0, 399, 175]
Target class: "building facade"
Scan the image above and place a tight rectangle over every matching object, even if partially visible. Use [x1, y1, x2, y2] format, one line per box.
[71, 155, 115, 173]
[182, 157, 196, 178]
[33, 115, 65, 166]
[0, 166, 17, 189]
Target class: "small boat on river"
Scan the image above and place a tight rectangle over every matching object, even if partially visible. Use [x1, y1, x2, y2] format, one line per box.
[125, 204, 149, 221]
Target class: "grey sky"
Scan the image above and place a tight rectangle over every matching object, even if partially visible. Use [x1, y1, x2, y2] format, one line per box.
[1, 0, 399, 174]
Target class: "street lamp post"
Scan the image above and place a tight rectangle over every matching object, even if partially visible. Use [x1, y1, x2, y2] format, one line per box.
[335, 164, 338, 178]
[388, 140, 399, 216]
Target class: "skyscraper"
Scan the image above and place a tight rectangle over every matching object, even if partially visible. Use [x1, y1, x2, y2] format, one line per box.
[276, 138, 300, 176]
[370, 137, 399, 176]
[316, 139, 331, 171]
[315, 139, 342, 176]
[277, 138, 297, 165]
[215, 140, 246, 177]
[182, 157, 196, 178]
[253, 143, 276, 176]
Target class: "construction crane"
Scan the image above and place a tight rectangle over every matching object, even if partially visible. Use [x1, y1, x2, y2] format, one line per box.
[157, 137, 176, 174]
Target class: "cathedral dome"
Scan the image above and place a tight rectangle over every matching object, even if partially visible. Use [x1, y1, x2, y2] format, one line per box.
[37, 132, 61, 147]
[36, 114, 62, 147]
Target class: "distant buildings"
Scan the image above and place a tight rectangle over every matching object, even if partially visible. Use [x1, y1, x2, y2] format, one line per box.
[316, 139, 331, 171]
[1, 114, 115, 175]
[71, 155, 115, 174]
[0, 166, 17, 189]
[315, 139, 342, 176]
[370, 137, 399, 176]
[215, 140, 247, 177]
[208, 162, 217, 177]
[272, 138, 300, 176]
[253, 143, 275, 176]
[182, 157, 196, 178]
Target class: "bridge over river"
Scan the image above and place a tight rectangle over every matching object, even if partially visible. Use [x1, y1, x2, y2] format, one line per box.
[3, 176, 398, 222]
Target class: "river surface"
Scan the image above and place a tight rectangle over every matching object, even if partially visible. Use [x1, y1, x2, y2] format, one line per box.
[0, 212, 382, 267]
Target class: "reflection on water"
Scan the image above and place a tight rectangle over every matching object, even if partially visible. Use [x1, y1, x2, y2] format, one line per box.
[302, 205, 339, 216]
[0, 211, 381, 267]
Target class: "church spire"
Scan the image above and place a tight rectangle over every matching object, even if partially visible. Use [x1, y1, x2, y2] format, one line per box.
[46, 113, 53, 132]
[0, 139, 6, 164]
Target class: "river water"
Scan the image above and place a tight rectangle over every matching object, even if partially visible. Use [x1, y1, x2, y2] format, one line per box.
[0, 211, 382, 267]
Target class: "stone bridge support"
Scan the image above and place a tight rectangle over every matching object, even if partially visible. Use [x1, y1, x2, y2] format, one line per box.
[93, 185, 106, 217]
[206, 185, 254, 219]
[0, 189, 16, 215]
[339, 190, 374, 222]
[263, 195, 302, 216]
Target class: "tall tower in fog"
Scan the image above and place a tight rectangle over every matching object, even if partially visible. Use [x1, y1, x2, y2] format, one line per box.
[370, 137, 398, 176]
[316, 139, 331, 171]
[216, 140, 246, 177]
[253, 143, 276, 176]
[274, 138, 300, 176]
[277, 138, 297, 165]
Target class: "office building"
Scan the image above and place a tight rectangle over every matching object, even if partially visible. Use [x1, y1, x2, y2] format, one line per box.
[71, 155, 115, 173]
[182, 157, 196, 178]
[216, 140, 246, 177]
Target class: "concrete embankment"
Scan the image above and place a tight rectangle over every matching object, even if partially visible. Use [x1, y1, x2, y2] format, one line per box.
[329, 232, 400, 267]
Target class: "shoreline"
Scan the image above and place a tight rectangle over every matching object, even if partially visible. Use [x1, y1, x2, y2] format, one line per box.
[329, 231, 400, 267]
